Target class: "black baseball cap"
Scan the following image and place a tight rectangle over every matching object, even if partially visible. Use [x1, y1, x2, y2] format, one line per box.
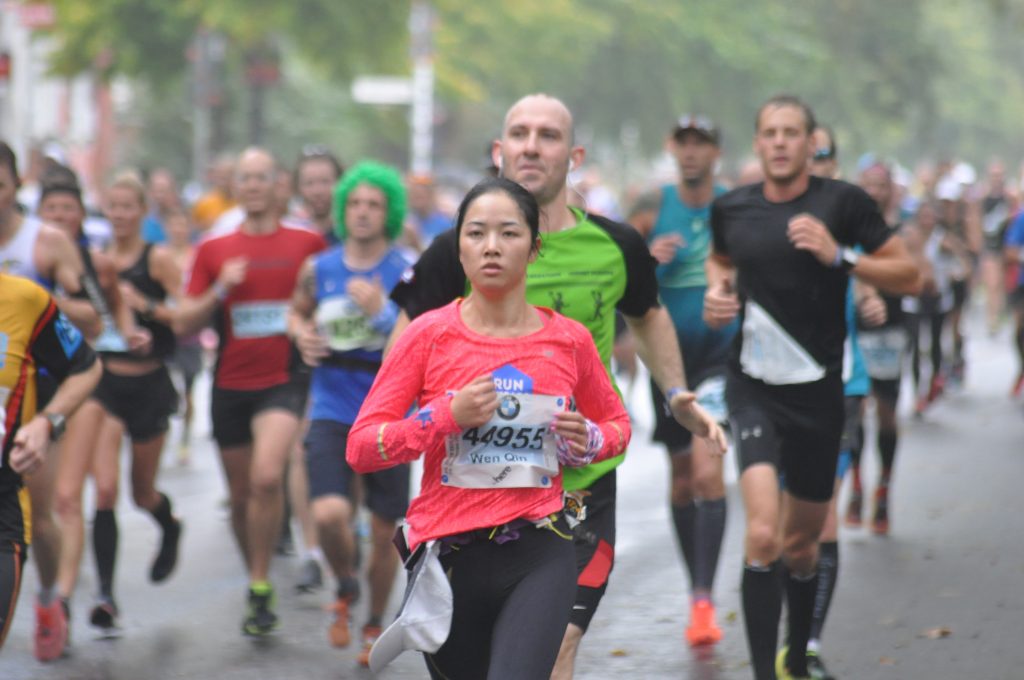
[672, 114, 720, 145]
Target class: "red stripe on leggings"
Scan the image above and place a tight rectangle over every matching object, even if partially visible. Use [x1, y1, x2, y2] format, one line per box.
[577, 539, 614, 588]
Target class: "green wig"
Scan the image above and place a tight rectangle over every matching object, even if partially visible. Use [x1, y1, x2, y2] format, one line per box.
[332, 161, 407, 241]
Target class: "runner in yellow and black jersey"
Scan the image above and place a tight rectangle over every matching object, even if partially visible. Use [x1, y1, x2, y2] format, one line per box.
[0, 273, 100, 653]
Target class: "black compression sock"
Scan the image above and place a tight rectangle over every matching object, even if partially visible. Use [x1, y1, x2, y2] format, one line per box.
[336, 576, 361, 602]
[93, 509, 118, 599]
[742, 561, 782, 680]
[849, 421, 864, 467]
[671, 502, 698, 590]
[809, 541, 838, 642]
[149, 492, 175, 532]
[785, 567, 819, 677]
[878, 428, 898, 473]
[693, 498, 726, 594]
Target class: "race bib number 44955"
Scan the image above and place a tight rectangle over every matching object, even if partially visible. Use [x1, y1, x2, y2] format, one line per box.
[443, 393, 565, 489]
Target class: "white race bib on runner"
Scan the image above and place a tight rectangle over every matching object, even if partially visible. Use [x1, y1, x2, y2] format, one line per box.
[92, 320, 129, 353]
[443, 393, 565, 489]
[231, 301, 289, 339]
[857, 327, 906, 380]
[842, 337, 854, 384]
[315, 296, 386, 352]
[740, 300, 826, 385]
[983, 202, 1009, 236]
[694, 375, 728, 424]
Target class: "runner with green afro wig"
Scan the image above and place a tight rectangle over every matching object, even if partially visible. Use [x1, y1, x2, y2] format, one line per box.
[332, 161, 407, 242]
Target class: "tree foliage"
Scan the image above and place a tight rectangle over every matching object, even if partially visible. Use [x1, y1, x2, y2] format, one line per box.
[46, 0, 406, 84]
[42, 0, 1024, 175]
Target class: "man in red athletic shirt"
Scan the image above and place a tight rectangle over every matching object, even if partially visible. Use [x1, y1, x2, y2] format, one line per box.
[176, 147, 325, 636]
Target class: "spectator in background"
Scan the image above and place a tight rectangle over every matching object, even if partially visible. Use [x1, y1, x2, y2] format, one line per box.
[736, 158, 765, 186]
[405, 174, 452, 249]
[142, 169, 182, 244]
[275, 168, 300, 226]
[17, 142, 68, 215]
[974, 159, 1015, 334]
[192, 154, 237, 233]
[163, 211, 203, 463]
[809, 125, 839, 179]
[293, 146, 344, 244]
[935, 173, 973, 385]
[576, 169, 622, 220]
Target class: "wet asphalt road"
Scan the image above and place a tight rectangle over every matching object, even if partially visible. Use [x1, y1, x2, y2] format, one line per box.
[2, 310, 1022, 679]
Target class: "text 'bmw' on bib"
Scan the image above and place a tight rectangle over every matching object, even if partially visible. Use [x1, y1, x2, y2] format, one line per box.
[442, 364, 563, 489]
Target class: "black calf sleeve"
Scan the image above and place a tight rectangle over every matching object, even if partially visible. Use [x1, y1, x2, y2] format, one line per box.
[93, 509, 118, 598]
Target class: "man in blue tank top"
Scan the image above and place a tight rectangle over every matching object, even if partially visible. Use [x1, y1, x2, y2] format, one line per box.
[629, 115, 738, 647]
[286, 161, 411, 664]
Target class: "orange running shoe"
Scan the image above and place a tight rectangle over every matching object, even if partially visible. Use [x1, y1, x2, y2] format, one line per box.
[34, 597, 69, 662]
[927, 374, 945, 402]
[328, 597, 352, 648]
[685, 599, 722, 647]
[357, 624, 383, 667]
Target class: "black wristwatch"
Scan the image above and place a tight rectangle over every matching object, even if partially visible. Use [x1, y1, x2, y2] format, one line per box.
[839, 247, 860, 273]
[44, 412, 66, 441]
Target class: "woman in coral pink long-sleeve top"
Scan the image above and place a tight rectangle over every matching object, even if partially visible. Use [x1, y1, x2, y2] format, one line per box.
[347, 177, 630, 679]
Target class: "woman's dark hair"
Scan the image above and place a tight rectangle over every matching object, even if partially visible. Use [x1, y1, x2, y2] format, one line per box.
[39, 163, 84, 207]
[0, 142, 19, 183]
[39, 180, 84, 208]
[454, 177, 540, 254]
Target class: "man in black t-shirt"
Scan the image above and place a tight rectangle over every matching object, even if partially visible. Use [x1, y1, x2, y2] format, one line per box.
[703, 95, 919, 680]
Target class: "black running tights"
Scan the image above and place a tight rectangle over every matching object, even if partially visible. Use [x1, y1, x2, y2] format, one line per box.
[424, 524, 576, 680]
[0, 541, 25, 651]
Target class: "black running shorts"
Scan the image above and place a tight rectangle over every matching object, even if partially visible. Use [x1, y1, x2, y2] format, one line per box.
[94, 365, 178, 442]
[870, 376, 900, 404]
[211, 379, 306, 449]
[650, 368, 726, 453]
[726, 370, 844, 503]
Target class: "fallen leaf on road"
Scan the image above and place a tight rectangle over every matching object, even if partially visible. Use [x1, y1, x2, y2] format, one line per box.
[919, 626, 952, 639]
[879, 656, 897, 665]
[610, 649, 629, 657]
[725, 610, 738, 623]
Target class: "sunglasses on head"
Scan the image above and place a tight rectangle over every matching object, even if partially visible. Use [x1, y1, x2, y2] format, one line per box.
[676, 115, 715, 134]
[303, 144, 333, 157]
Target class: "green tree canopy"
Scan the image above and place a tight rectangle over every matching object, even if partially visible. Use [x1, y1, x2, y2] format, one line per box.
[42, 0, 1024, 177]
